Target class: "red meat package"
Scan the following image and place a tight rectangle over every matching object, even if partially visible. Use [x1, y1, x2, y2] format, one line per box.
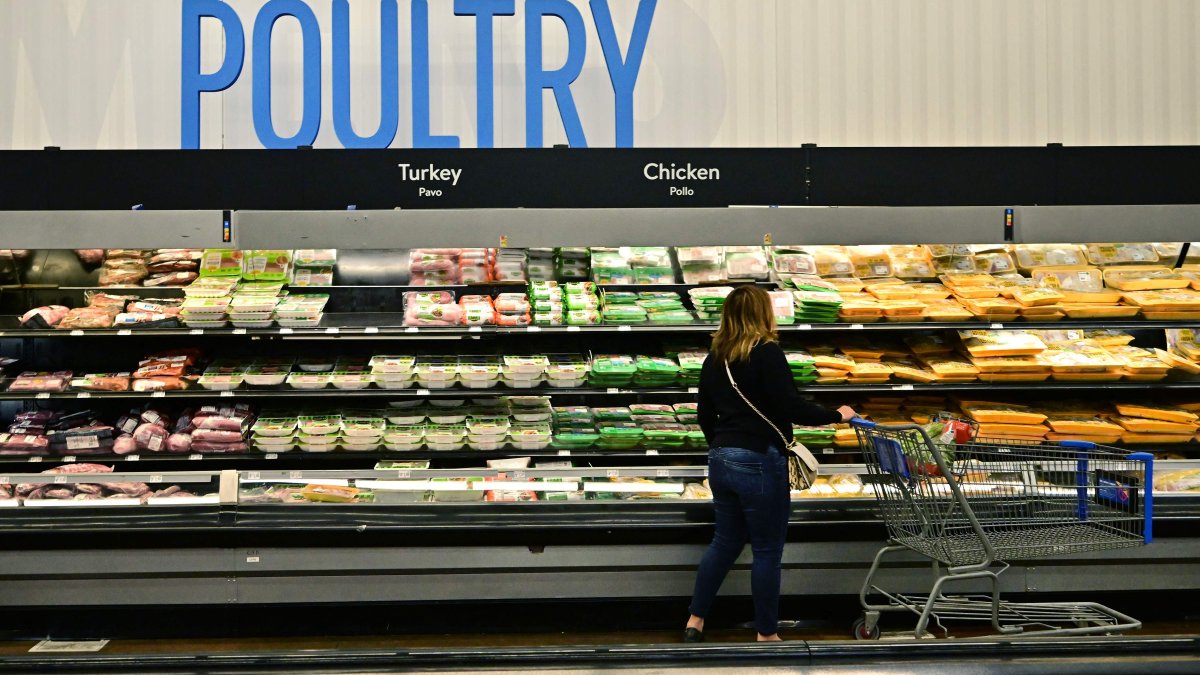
[72, 374, 131, 392]
[20, 305, 69, 328]
[0, 434, 50, 455]
[133, 422, 168, 452]
[8, 371, 72, 392]
[57, 307, 119, 330]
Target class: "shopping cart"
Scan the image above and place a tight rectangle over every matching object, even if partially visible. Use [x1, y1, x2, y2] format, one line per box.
[850, 417, 1154, 640]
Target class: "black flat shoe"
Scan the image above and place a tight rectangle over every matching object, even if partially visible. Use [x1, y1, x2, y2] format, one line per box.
[684, 627, 704, 643]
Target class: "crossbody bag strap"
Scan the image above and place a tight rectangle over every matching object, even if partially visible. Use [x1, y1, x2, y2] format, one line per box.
[724, 360, 794, 449]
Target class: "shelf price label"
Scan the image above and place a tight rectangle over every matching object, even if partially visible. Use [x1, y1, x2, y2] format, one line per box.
[606, 469, 620, 478]
[415, 389, 431, 396]
[189, 329, 205, 335]
[188, 454, 203, 461]
[126, 455, 140, 462]
[891, 384, 915, 391]
[325, 327, 340, 335]
[395, 470, 411, 479]
[53, 475, 66, 484]
[796, 324, 813, 331]
[646, 449, 659, 456]
[0, 477, 7, 485]
[656, 469, 670, 477]
[70, 330, 84, 336]
[687, 387, 699, 394]
[468, 326, 482, 333]
[264, 453, 278, 460]
[76, 392, 91, 399]
[557, 450, 571, 456]
[27, 457, 42, 463]
[61, 456, 76, 463]
[849, 324, 865, 330]
[247, 471, 261, 481]
[288, 471, 304, 481]
[364, 327, 380, 334]
[151, 391, 166, 398]
[220, 391, 235, 398]
[617, 325, 632, 332]
[279, 328, 294, 335]
[117, 329, 132, 336]
[232, 328, 247, 335]
[567, 326, 581, 333]
[149, 474, 163, 483]
[526, 326, 541, 333]
[990, 323, 1005, 330]
[35, 393, 50, 399]
[405, 327, 419, 334]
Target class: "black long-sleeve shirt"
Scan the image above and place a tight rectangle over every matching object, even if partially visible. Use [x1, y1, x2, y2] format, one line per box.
[697, 341, 841, 452]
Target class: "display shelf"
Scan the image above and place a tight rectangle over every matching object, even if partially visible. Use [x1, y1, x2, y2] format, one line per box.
[0, 444, 1192, 469]
[7, 380, 1200, 402]
[5, 316, 1198, 338]
[0, 386, 698, 401]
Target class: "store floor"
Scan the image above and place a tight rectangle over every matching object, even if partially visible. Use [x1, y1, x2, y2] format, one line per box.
[1, 622, 1197, 674]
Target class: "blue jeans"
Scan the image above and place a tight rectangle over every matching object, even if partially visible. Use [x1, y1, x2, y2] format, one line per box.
[688, 445, 790, 636]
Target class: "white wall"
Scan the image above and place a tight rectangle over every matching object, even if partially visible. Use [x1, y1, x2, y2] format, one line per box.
[2, 0, 1198, 149]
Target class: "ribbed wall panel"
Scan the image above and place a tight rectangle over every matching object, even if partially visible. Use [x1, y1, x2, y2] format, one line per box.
[0, 0, 1197, 148]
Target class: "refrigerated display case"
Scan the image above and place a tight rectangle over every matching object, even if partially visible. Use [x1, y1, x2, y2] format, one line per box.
[0, 206, 1198, 613]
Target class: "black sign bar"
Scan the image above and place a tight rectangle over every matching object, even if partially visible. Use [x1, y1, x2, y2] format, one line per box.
[0, 146, 1197, 211]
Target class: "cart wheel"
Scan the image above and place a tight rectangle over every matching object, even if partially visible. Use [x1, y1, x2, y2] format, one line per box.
[852, 617, 881, 640]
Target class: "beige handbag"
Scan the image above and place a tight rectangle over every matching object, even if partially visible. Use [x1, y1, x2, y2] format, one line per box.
[725, 361, 821, 490]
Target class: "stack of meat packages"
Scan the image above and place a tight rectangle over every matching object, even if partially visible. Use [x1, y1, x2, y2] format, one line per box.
[113, 403, 255, 455]
[1, 410, 116, 457]
[0, 463, 200, 503]
[22, 291, 184, 330]
[409, 248, 501, 286]
[98, 249, 201, 288]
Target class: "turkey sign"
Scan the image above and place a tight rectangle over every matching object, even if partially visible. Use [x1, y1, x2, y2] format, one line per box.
[181, 0, 657, 150]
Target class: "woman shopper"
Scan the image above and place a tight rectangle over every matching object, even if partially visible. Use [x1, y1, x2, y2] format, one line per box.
[685, 285, 857, 643]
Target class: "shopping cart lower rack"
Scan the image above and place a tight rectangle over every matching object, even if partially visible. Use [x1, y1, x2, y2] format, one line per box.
[850, 418, 1153, 640]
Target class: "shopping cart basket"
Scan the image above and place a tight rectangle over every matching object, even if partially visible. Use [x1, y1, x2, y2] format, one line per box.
[850, 418, 1153, 639]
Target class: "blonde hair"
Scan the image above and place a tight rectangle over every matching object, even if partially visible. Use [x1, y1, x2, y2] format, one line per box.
[710, 285, 778, 363]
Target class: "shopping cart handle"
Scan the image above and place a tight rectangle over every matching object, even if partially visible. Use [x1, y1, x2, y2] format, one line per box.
[849, 417, 874, 428]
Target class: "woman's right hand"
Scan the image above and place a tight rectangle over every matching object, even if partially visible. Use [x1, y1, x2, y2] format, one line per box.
[837, 405, 859, 423]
